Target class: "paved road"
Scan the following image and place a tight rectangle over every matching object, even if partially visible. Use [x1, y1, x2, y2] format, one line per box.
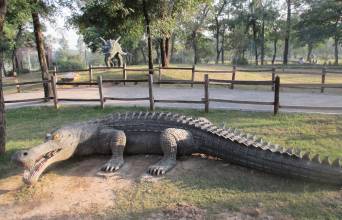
[4, 85, 342, 114]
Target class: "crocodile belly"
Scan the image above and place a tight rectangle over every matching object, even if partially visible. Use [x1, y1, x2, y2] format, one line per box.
[124, 131, 163, 155]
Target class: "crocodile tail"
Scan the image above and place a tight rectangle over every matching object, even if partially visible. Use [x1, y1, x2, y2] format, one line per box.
[198, 126, 342, 185]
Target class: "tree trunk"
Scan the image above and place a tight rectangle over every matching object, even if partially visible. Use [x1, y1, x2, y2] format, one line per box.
[12, 26, 23, 76]
[260, 18, 265, 65]
[32, 12, 51, 99]
[221, 32, 225, 64]
[283, 0, 291, 65]
[272, 38, 278, 65]
[160, 38, 170, 67]
[165, 37, 170, 66]
[215, 18, 220, 64]
[252, 22, 258, 65]
[0, 0, 6, 155]
[192, 31, 198, 65]
[142, 0, 154, 74]
[160, 38, 166, 67]
[334, 35, 339, 65]
[140, 47, 147, 64]
[307, 43, 313, 63]
[155, 41, 160, 64]
[170, 34, 175, 63]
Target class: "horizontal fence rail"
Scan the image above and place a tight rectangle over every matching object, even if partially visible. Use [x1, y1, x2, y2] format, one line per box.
[280, 105, 342, 111]
[4, 98, 47, 104]
[204, 75, 279, 114]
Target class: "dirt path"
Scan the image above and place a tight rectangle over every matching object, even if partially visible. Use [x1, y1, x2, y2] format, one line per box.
[0, 155, 293, 220]
[4, 85, 342, 114]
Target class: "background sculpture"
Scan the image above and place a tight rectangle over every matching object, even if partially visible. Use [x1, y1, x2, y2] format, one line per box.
[100, 37, 126, 67]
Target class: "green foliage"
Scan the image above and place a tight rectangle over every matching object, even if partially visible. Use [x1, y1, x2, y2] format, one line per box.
[71, 0, 144, 52]
[196, 34, 215, 63]
[55, 53, 85, 71]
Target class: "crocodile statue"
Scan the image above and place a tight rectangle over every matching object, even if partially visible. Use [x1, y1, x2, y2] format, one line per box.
[12, 112, 342, 185]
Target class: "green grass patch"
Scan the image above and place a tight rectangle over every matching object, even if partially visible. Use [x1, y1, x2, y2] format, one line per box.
[1, 106, 342, 219]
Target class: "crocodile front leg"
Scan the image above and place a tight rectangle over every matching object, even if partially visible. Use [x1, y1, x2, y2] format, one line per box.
[99, 128, 126, 172]
[147, 128, 193, 176]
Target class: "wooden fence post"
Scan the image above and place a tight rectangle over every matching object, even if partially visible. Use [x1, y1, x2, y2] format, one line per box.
[13, 72, 20, 93]
[89, 64, 93, 83]
[231, 65, 236, 89]
[158, 64, 162, 82]
[274, 76, 280, 115]
[51, 75, 59, 109]
[53, 65, 57, 77]
[97, 75, 104, 109]
[321, 67, 326, 93]
[191, 65, 195, 88]
[204, 74, 209, 113]
[148, 74, 155, 111]
[123, 63, 127, 86]
[271, 67, 276, 91]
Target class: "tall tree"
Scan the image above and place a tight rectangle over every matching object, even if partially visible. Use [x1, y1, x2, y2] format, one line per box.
[211, 0, 228, 64]
[142, 0, 154, 74]
[283, 0, 291, 65]
[0, 0, 7, 154]
[186, 3, 210, 64]
[5, 0, 32, 75]
[32, 0, 51, 99]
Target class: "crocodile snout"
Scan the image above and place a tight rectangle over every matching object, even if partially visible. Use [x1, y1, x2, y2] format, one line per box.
[11, 150, 30, 167]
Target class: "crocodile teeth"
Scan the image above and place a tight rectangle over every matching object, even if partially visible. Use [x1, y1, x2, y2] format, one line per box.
[233, 128, 240, 135]
[237, 134, 247, 143]
[286, 148, 294, 155]
[269, 144, 279, 152]
[312, 154, 321, 163]
[150, 112, 157, 119]
[278, 147, 286, 153]
[261, 142, 270, 150]
[221, 123, 226, 129]
[245, 136, 256, 146]
[254, 138, 264, 148]
[332, 158, 341, 168]
[302, 152, 311, 160]
[137, 111, 143, 119]
[322, 157, 331, 166]
[181, 117, 191, 124]
[295, 150, 304, 158]
[157, 112, 165, 120]
[165, 112, 172, 119]
[206, 126, 218, 132]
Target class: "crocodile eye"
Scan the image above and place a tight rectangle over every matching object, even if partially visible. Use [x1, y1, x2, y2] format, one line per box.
[52, 133, 61, 140]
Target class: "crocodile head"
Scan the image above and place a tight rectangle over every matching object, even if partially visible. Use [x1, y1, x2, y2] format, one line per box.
[12, 126, 79, 185]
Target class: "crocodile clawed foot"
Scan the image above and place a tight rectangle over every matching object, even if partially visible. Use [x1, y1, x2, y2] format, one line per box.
[147, 159, 176, 176]
[100, 158, 124, 172]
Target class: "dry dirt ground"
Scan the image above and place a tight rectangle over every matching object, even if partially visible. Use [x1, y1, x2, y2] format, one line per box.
[0, 155, 294, 220]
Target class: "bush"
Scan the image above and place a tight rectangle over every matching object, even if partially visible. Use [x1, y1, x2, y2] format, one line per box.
[55, 54, 86, 71]
[232, 56, 249, 65]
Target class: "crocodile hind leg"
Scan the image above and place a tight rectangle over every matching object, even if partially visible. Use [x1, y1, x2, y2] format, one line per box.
[147, 128, 193, 176]
[99, 128, 126, 172]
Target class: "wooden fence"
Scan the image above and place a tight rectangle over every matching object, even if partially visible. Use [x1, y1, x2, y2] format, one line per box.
[7, 64, 342, 94]
[3, 74, 281, 114]
[3, 65, 342, 113]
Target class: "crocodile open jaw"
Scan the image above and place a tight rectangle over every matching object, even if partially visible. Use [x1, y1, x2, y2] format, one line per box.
[23, 149, 62, 184]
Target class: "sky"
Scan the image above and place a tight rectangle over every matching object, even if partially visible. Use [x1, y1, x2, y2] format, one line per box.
[45, 7, 79, 50]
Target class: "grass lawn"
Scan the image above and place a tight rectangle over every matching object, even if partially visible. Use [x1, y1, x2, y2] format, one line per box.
[1, 106, 342, 219]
